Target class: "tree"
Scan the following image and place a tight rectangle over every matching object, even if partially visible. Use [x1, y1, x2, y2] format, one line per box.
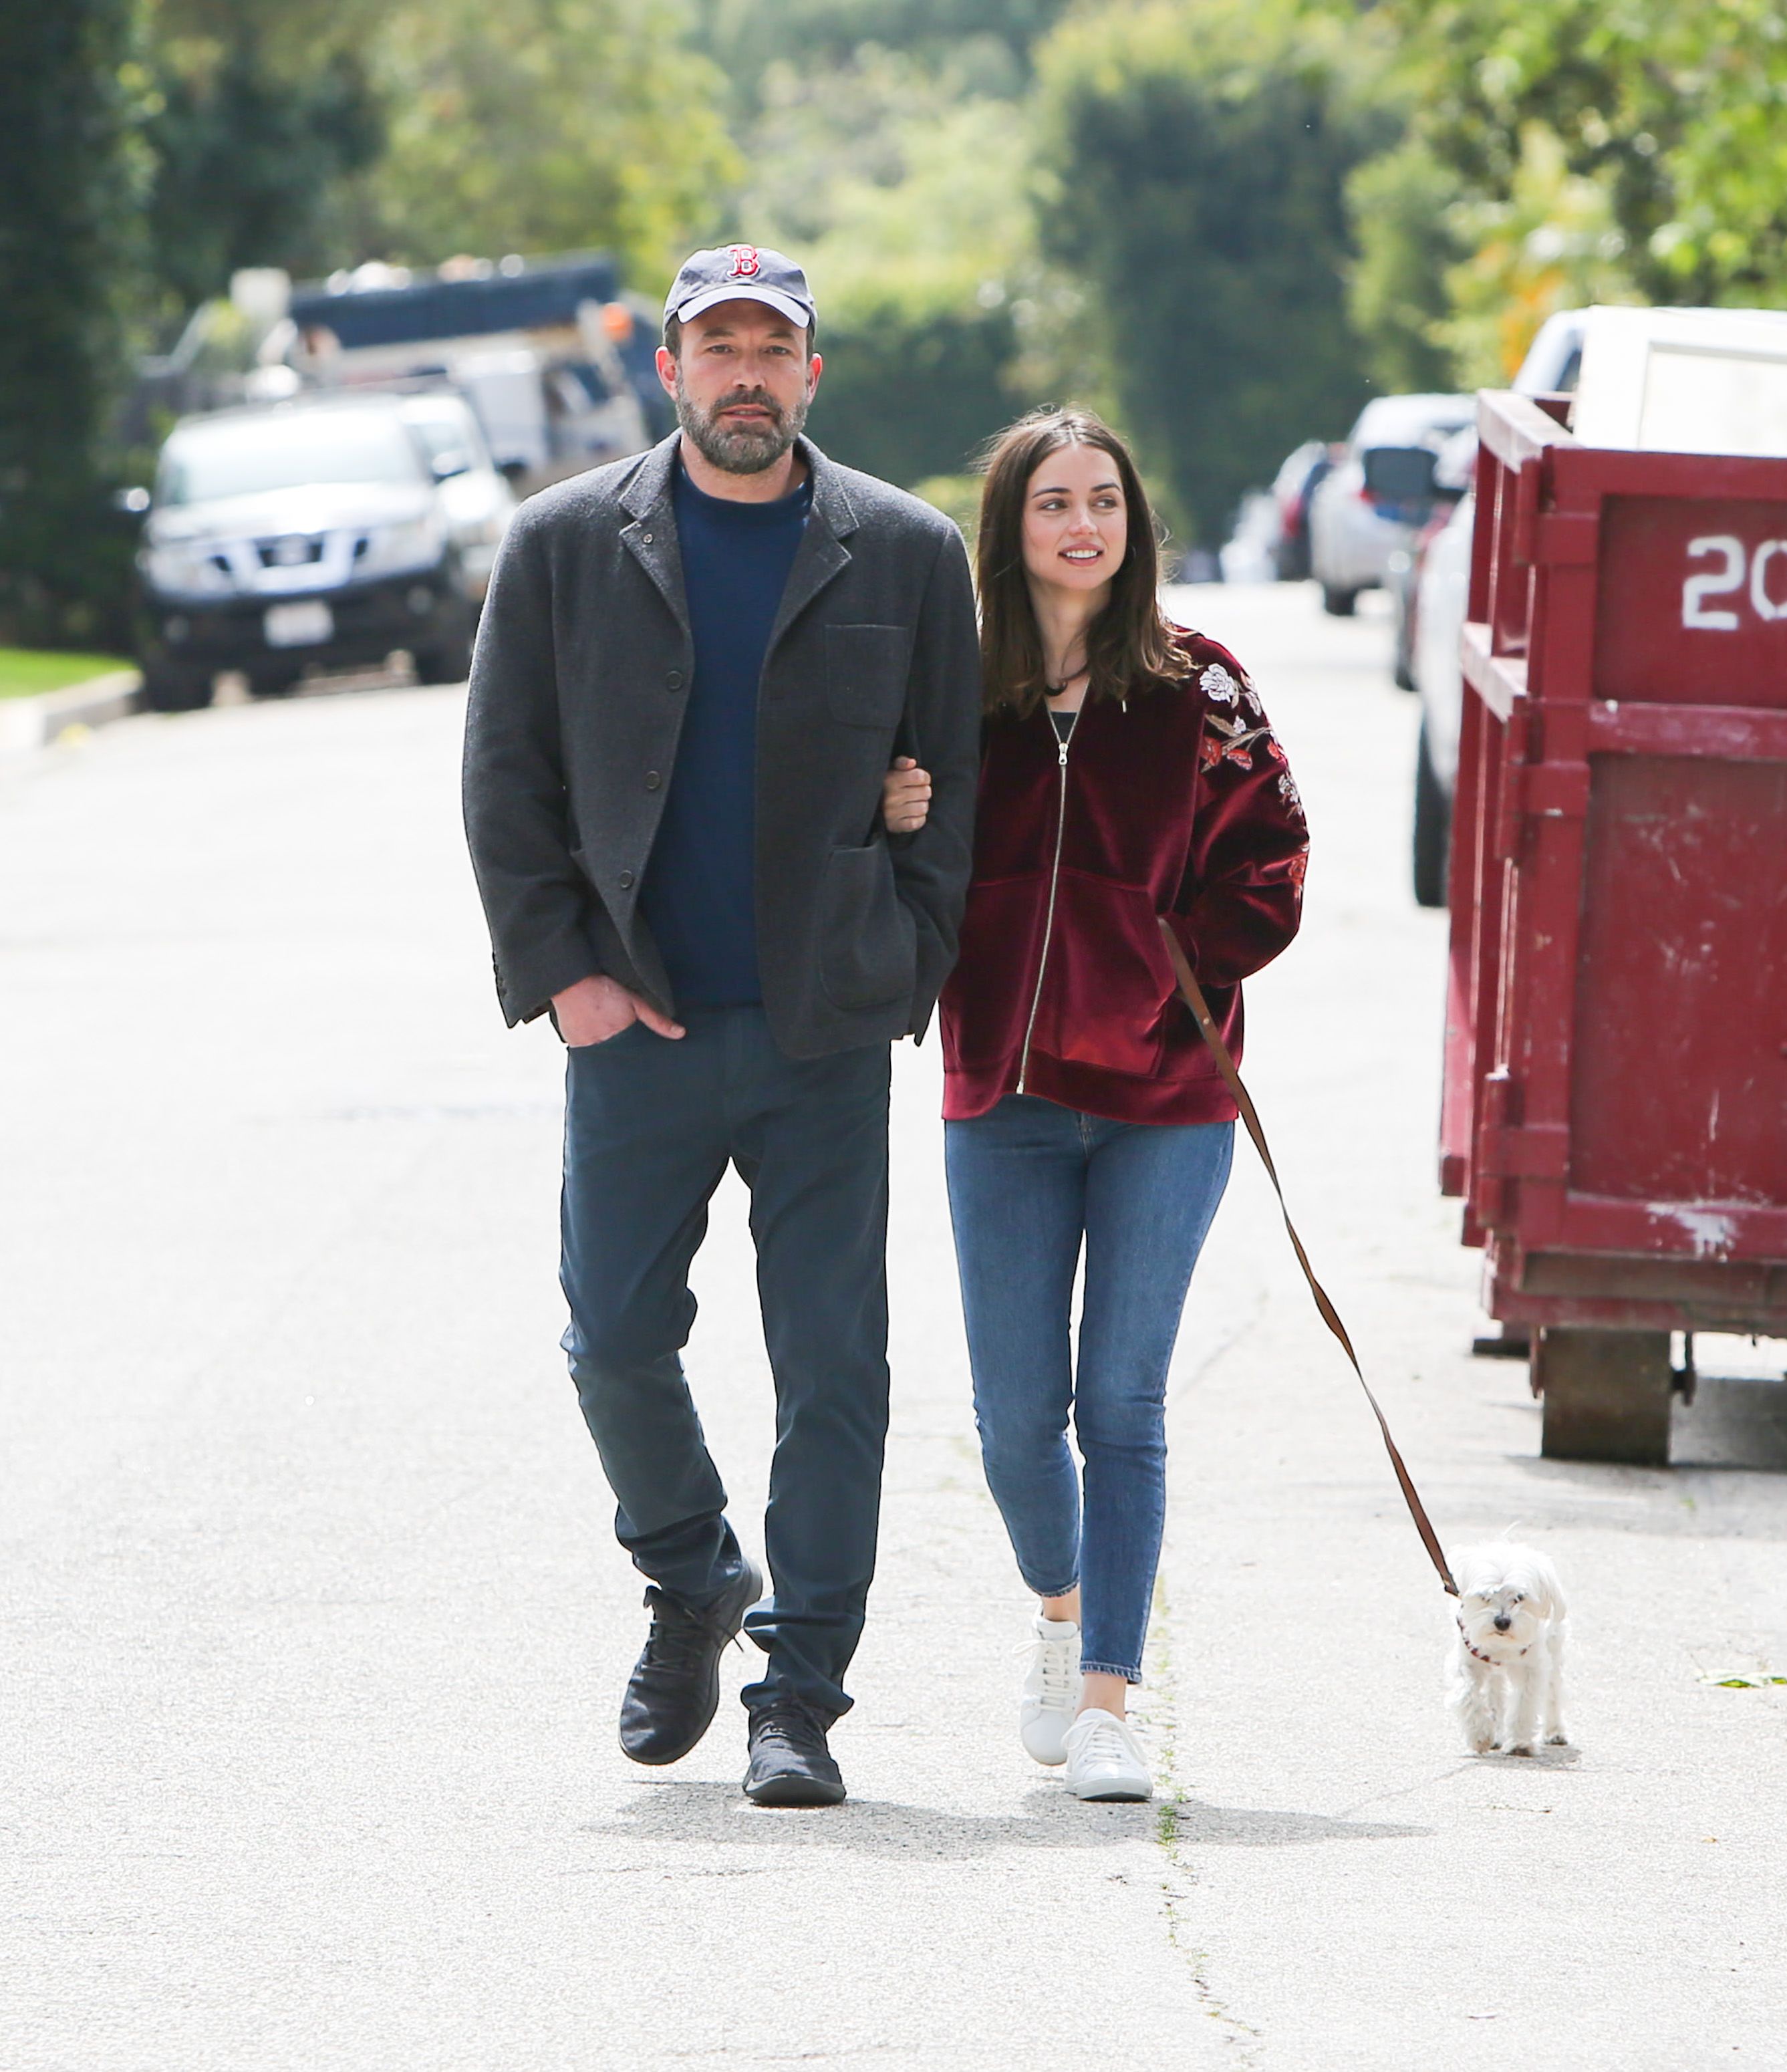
[1345, 140, 1468, 396]
[1437, 123, 1639, 385]
[353, 0, 738, 287]
[142, 32, 384, 317]
[1031, 0, 1393, 542]
[1361, 0, 1787, 383]
[737, 65, 1041, 482]
[0, 3, 142, 645]
[695, 0, 1071, 98]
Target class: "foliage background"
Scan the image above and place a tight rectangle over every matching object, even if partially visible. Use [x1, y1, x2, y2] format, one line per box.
[7, 0, 1787, 639]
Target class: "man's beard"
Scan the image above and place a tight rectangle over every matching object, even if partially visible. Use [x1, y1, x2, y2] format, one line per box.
[674, 378, 808, 475]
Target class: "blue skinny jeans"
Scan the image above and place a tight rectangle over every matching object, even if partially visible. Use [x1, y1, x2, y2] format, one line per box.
[944, 1094, 1233, 1682]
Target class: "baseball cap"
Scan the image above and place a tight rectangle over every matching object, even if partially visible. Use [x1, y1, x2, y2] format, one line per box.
[664, 245, 816, 332]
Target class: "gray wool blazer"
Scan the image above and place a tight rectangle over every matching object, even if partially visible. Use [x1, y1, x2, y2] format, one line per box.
[461, 432, 982, 1058]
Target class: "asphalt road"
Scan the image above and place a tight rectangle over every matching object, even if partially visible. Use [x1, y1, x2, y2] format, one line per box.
[5, 584, 1784, 2071]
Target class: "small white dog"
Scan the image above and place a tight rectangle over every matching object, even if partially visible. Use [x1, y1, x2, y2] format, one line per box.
[1447, 1541, 1569, 1756]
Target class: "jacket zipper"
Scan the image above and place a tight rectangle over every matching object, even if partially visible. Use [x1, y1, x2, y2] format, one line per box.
[1015, 725, 1073, 1094]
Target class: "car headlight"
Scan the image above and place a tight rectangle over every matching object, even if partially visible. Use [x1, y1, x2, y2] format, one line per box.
[357, 513, 446, 577]
[141, 541, 232, 598]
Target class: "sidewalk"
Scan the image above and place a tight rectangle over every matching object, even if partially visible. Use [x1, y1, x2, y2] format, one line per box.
[0, 668, 140, 756]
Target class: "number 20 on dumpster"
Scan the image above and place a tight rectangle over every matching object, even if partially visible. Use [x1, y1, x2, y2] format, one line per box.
[1683, 534, 1787, 629]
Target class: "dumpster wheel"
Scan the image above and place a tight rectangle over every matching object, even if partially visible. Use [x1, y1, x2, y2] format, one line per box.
[1532, 1328, 1673, 1466]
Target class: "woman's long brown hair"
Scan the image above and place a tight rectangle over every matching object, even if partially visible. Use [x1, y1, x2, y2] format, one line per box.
[975, 406, 1188, 718]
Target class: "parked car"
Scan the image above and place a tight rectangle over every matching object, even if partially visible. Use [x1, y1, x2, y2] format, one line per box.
[1218, 490, 1282, 584]
[132, 392, 514, 710]
[1269, 438, 1335, 580]
[1411, 482, 1474, 906]
[1390, 424, 1477, 694]
[1307, 393, 1475, 616]
[392, 390, 516, 599]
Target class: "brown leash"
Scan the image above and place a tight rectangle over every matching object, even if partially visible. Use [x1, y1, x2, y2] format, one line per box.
[1157, 920, 1458, 1597]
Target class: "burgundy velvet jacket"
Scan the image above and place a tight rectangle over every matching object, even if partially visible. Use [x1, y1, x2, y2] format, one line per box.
[940, 632, 1309, 1125]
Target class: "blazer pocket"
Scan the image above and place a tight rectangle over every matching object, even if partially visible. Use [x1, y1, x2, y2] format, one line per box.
[819, 841, 916, 1009]
[825, 624, 911, 729]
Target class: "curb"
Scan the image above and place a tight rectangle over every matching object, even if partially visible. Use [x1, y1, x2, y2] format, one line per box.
[0, 669, 144, 757]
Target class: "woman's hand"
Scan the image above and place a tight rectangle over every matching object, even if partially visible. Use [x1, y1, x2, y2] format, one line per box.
[881, 757, 932, 834]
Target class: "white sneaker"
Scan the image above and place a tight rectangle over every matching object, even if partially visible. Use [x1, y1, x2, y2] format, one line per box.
[1063, 1707, 1152, 1801]
[1018, 1616, 1082, 1765]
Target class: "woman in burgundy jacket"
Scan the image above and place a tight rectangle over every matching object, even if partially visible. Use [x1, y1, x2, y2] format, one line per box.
[882, 408, 1308, 1801]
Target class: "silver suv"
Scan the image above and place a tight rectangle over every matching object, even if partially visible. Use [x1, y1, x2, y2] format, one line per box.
[1307, 392, 1476, 616]
[133, 391, 513, 710]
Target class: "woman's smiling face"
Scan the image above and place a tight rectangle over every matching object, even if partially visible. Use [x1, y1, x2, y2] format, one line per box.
[1020, 438, 1129, 600]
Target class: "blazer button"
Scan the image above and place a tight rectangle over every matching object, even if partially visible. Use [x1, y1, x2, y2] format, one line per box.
[644, 771, 662, 790]
[666, 668, 684, 690]
[617, 869, 636, 890]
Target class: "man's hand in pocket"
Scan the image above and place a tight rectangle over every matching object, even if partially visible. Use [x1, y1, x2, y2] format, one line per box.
[553, 974, 686, 1047]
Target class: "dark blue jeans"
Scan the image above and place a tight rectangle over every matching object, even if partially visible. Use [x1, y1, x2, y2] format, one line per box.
[560, 1008, 891, 1722]
[944, 1095, 1233, 1682]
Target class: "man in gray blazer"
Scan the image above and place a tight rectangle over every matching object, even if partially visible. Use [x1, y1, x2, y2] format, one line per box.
[463, 245, 980, 1805]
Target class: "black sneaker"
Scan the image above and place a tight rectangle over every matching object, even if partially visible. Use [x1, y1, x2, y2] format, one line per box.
[618, 1557, 763, 1767]
[743, 1698, 847, 1807]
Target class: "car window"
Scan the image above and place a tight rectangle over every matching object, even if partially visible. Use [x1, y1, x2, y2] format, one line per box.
[1351, 396, 1474, 449]
[402, 404, 487, 472]
[156, 411, 427, 506]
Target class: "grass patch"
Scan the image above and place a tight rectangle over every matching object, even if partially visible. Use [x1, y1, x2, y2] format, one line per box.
[0, 648, 134, 700]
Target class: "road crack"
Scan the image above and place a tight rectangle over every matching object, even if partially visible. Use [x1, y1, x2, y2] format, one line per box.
[1149, 1575, 1265, 2063]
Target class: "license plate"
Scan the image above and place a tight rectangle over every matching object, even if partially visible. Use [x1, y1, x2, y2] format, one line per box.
[264, 600, 333, 648]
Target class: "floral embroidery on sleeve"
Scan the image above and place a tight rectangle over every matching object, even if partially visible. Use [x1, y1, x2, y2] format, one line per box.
[1196, 653, 1289, 777]
[1200, 709, 1275, 771]
[1173, 631, 1310, 975]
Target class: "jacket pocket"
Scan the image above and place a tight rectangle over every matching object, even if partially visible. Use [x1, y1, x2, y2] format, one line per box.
[1032, 870, 1178, 1079]
[940, 874, 1046, 1068]
[825, 624, 911, 729]
[819, 840, 916, 1009]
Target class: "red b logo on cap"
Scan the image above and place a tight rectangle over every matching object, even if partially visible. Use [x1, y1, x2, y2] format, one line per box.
[727, 245, 762, 279]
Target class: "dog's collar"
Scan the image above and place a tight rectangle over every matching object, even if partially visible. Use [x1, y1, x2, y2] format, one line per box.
[1457, 1617, 1529, 1664]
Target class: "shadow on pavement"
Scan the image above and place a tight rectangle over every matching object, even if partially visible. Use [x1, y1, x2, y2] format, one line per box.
[1672, 1378, 1787, 1472]
[1165, 1797, 1433, 1845]
[582, 1779, 1428, 1854]
[585, 1779, 1147, 1854]
[1506, 1442, 1787, 1537]
[1460, 1744, 1583, 1771]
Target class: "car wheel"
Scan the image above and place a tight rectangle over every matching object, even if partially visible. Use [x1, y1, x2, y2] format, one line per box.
[140, 664, 215, 713]
[1321, 584, 1358, 617]
[415, 618, 474, 685]
[1413, 713, 1451, 909]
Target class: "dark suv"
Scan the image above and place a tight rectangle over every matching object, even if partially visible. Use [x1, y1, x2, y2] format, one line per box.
[132, 394, 511, 709]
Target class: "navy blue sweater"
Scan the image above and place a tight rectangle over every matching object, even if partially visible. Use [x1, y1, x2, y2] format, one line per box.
[639, 462, 811, 1007]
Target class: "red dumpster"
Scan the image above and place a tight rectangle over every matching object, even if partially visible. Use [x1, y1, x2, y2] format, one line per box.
[1441, 388, 1787, 1463]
